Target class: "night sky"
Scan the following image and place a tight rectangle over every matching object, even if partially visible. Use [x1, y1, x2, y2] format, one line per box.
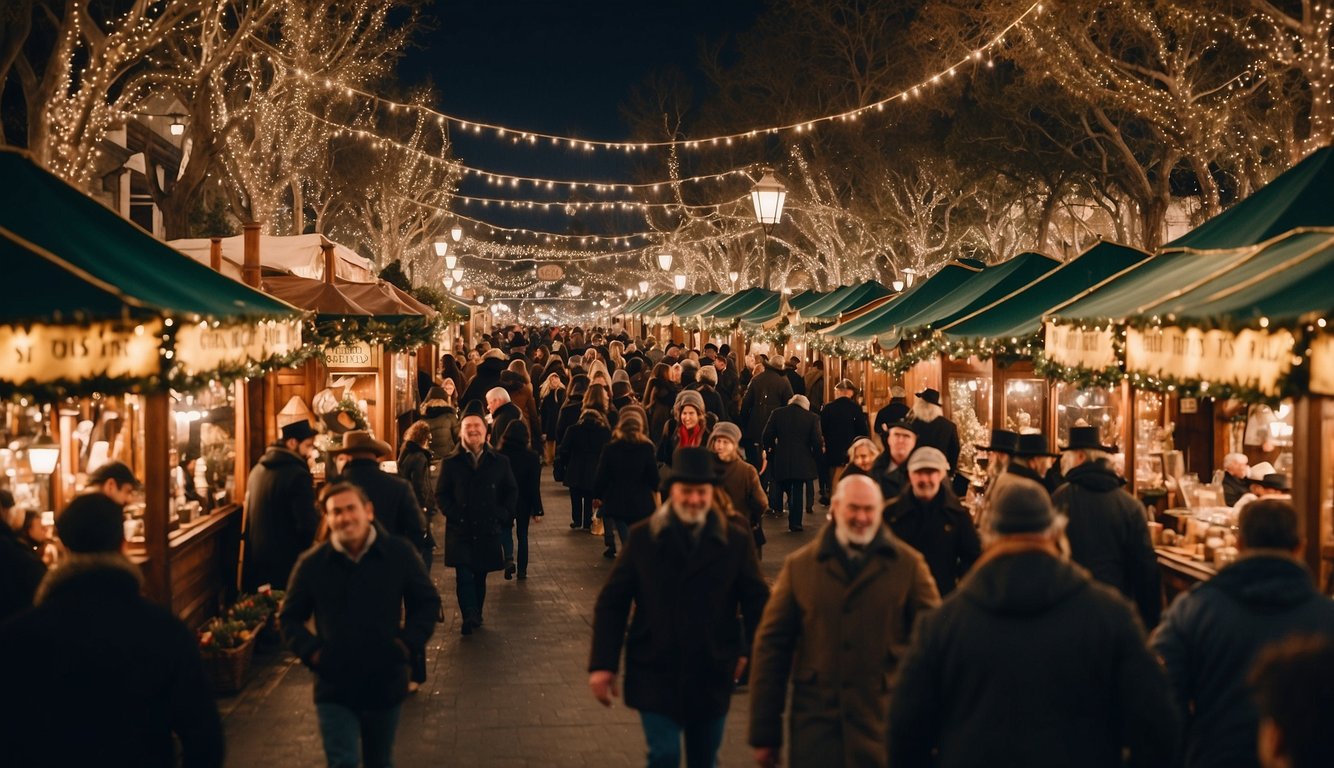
[398, 0, 765, 235]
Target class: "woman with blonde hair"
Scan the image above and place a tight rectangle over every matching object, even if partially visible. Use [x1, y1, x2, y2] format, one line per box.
[607, 339, 626, 373]
[840, 436, 882, 482]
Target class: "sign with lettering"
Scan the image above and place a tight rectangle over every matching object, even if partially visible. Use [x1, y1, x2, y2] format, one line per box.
[1126, 326, 1295, 396]
[175, 318, 303, 376]
[535, 263, 564, 282]
[1044, 322, 1117, 370]
[325, 341, 377, 369]
[1309, 332, 1334, 396]
[0, 320, 163, 382]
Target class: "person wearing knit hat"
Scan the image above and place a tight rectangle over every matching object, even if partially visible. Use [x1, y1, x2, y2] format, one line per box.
[709, 421, 768, 557]
[656, 389, 712, 467]
[0, 493, 225, 765]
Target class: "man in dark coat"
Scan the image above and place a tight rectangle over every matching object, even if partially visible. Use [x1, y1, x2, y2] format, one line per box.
[762, 394, 825, 532]
[590, 447, 770, 768]
[1151, 499, 1334, 768]
[459, 349, 509, 411]
[486, 386, 523, 449]
[888, 476, 1179, 768]
[1052, 426, 1162, 628]
[818, 379, 870, 505]
[739, 357, 794, 469]
[883, 447, 981, 596]
[333, 430, 426, 555]
[749, 475, 940, 768]
[873, 386, 909, 450]
[0, 494, 224, 768]
[907, 388, 961, 472]
[1006, 433, 1059, 491]
[436, 401, 518, 634]
[870, 419, 916, 502]
[244, 419, 319, 591]
[713, 354, 740, 416]
[280, 482, 440, 767]
[0, 489, 44, 623]
[783, 356, 807, 397]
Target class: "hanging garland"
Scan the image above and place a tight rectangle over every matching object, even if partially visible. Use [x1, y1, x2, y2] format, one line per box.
[305, 315, 443, 354]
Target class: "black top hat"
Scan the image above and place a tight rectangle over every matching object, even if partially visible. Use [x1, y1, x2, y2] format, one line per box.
[280, 419, 317, 443]
[915, 388, 941, 406]
[1012, 433, 1059, 458]
[885, 419, 917, 435]
[664, 447, 721, 486]
[459, 400, 488, 421]
[1060, 426, 1117, 453]
[975, 429, 1019, 454]
[1260, 473, 1291, 492]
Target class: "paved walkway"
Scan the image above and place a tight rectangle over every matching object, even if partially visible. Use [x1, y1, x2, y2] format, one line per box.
[221, 470, 810, 767]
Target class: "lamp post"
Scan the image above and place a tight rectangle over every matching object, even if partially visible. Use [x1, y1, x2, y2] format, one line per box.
[168, 114, 186, 136]
[657, 251, 673, 271]
[750, 169, 787, 290]
[451, 223, 464, 242]
[433, 240, 448, 258]
[451, 267, 464, 282]
[673, 273, 687, 291]
[902, 267, 918, 288]
[28, 429, 60, 512]
[728, 270, 739, 289]
[891, 279, 905, 292]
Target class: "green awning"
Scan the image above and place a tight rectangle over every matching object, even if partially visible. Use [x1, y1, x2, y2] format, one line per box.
[737, 289, 825, 327]
[663, 291, 724, 321]
[0, 149, 298, 321]
[627, 292, 677, 316]
[702, 288, 779, 323]
[3, 227, 157, 324]
[940, 242, 1151, 340]
[795, 281, 892, 323]
[820, 259, 986, 343]
[645, 293, 703, 321]
[1163, 147, 1334, 252]
[787, 288, 830, 313]
[1048, 248, 1259, 324]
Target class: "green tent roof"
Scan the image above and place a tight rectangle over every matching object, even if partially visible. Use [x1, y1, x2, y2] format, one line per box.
[788, 288, 830, 313]
[1048, 247, 1259, 324]
[2, 227, 158, 325]
[940, 242, 1151, 340]
[0, 150, 298, 321]
[646, 293, 703, 320]
[736, 289, 824, 327]
[821, 260, 985, 342]
[702, 288, 779, 322]
[795, 281, 893, 323]
[626, 292, 677, 315]
[662, 291, 724, 320]
[1163, 147, 1334, 252]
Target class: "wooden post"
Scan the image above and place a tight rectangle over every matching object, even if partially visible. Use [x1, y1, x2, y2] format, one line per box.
[321, 240, 337, 284]
[209, 236, 222, 272]
[143, 390, 172, 607]
[242, 222, 262, 288]
[1292, 395, 1324, 575]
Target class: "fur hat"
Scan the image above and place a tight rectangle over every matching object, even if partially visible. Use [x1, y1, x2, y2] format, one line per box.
[619, 403, 649, 430]
[673, 389, 705, 420]
[788, 394, 810, 410]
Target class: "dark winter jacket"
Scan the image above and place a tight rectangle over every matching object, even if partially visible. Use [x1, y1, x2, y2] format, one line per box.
[783, 368, 806, 398]
[420, 406, 459, 461]
[488, 401, 523, 450]
[436, 446, 517, 572]
[870, 450, 911, 502]
[819, 395, 870, 466]
[459, 357, 508, 411]
[888, 546, 1179, 768]
[716, 456, 768, 532]
[499, 441, 544, 521]
[397, 440, 435, 518]
[716, 364, 741, 413]
[557, 417, 611, 491]
[280, 528, 440, 709]
[553, 393, 585, 448]
[909, 414, 961, 472]
[696, 383, 729, 423]
[539, 387, 566, 438]
[1005, 461, 1050, 490]
[244, 444, 318, 591]
[0, 524, 44, 623]
[501, 375, 543, 450]
[1053, 459, 1162, 628]
[339, 458, 426, 547]
[1221, 473, 1250, 507]
[646, 381, 680, 445]
[1151, 554, 1334, 768]
[762, 403, 824, 482]
[873, 400, 908, 449]
[884, 485, 981, 596]
[740, 363, 794, 442]
[0, 556, 224, 768]
[589, 506, 770, 721]
[593, 438, 659, 522]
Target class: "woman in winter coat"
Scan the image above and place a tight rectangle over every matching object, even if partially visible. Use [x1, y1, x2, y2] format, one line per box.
[656, 389, 713, 466]
[418, 386, 459, 462]
[502, 361, 543, 452]
[626, 356, 647, 398]
[592, 411, 660, 559]
[556, 409, 611, 530]
[553, 374, 590, 452]
[538, 372, 566, 465]
[499, 420, 543, 580]
[708, 421, 768, 558]
[583, 382, 618, 430]
[642, 363, 679, 446]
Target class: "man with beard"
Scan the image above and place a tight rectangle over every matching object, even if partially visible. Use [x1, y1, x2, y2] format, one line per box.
[883, 447, 981, 597]
[749, 475, 940, 767]
[589, 447, 770, 768]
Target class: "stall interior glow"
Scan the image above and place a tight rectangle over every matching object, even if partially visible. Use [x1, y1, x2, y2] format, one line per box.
[750, 170, 787, 227]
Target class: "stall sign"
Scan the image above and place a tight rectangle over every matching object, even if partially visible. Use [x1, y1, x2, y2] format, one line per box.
[1309, 332, 1334, 396]
[536, 263, 565, 282]
[175, 318, 304, 376]
[0, 319, 163, 382]
[325, 341, 377, 369]
[1044, 322, 1117, 370]
[1126, 326, 1295, 396]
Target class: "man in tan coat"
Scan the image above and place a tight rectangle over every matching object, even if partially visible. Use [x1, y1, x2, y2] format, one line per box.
[748, 474, 941, 767]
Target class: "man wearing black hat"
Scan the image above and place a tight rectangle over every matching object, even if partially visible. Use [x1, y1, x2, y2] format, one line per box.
[819, 379, 870, 506]
[244, 419, 319, 591]
[973, 429, 1019, 531]
[590, 447, 770, 768]
[1006, 433, 1061, 494]
[436, 400, 517, 635]
[1052, 426, 1162, 628]
[0, 494, 224, 767]
[889, 475, 1179, 768]
[873, 386, 909, 451]
[908, 388, 961, 475]
[870, 419, 917, 501]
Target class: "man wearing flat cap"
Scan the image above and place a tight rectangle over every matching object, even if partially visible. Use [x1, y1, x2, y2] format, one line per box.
[330, 430, 426, 557]
[589, 447, 770, 768]
[883, 446, 981, 596]
[0, 494, 224, 767]
[244, 418, 319, 591]
[888, 475, 1179, 767]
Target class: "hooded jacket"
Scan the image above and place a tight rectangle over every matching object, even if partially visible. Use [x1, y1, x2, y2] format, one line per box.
[1053, 459, 1162, 627]
[888, 547, 1179, 768]
[419, 404, 459, 461]
[244, 444, 318, 591]
[1151, 554, 1334, 768]
[459, 356, 508, 411]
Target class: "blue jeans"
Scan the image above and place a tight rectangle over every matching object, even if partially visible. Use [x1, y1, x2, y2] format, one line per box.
[454, 565, 487, 623]
[315, 702, 402, 768]
[639, 711, 726, 768]
[780, 480, 807, 529]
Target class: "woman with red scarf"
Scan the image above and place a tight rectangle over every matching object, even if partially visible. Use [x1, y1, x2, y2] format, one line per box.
[656, 389, 714, 467]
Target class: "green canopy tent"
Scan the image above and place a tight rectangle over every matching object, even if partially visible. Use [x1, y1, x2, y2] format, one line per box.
[819, 259, 987, 343]
[736, 289, 827, 328]
[645, 292, 705, 324]
[2, 227, 159, 325]
[700, 287, 779, 325]
[1163, 146, 1334, 252]
[624, 292, 674, 315]
[794, 281, 893, 325]
[940, 242, 1151, 342]
[659, 291, 723, 324]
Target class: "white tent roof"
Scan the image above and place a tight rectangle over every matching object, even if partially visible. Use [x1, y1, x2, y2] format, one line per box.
[168, 233, 375, 282]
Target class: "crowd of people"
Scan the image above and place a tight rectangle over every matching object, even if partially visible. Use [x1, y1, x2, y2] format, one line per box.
[2, 322, 1334, 768]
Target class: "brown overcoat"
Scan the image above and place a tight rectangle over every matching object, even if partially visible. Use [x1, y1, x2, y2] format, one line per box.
[748, 522, 941, 767]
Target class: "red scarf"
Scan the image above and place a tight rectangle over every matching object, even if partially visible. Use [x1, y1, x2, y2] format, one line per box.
[677, 422, 705, 448]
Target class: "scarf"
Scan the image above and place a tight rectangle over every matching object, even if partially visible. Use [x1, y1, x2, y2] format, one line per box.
[677, 422, 705, 448]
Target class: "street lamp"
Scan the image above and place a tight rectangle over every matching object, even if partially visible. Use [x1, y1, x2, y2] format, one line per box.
[443, 276, 454, 288]
[638, 279, 649, 293]
[451, 223, 464, 242]
[728, 270, 739, 287]
[657, 251, 673, 271]
[750, 168, 787, 290]
[625, 288, 634, 299]
[433, 240, 448, 257]
[28, 428, 59, 512]
[891, 279, 905, 292]
[902, 267, 918, 288]
[168, 114, 186, 136]
[451, 267, 464, 281]
[673, 273, 687, 291]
